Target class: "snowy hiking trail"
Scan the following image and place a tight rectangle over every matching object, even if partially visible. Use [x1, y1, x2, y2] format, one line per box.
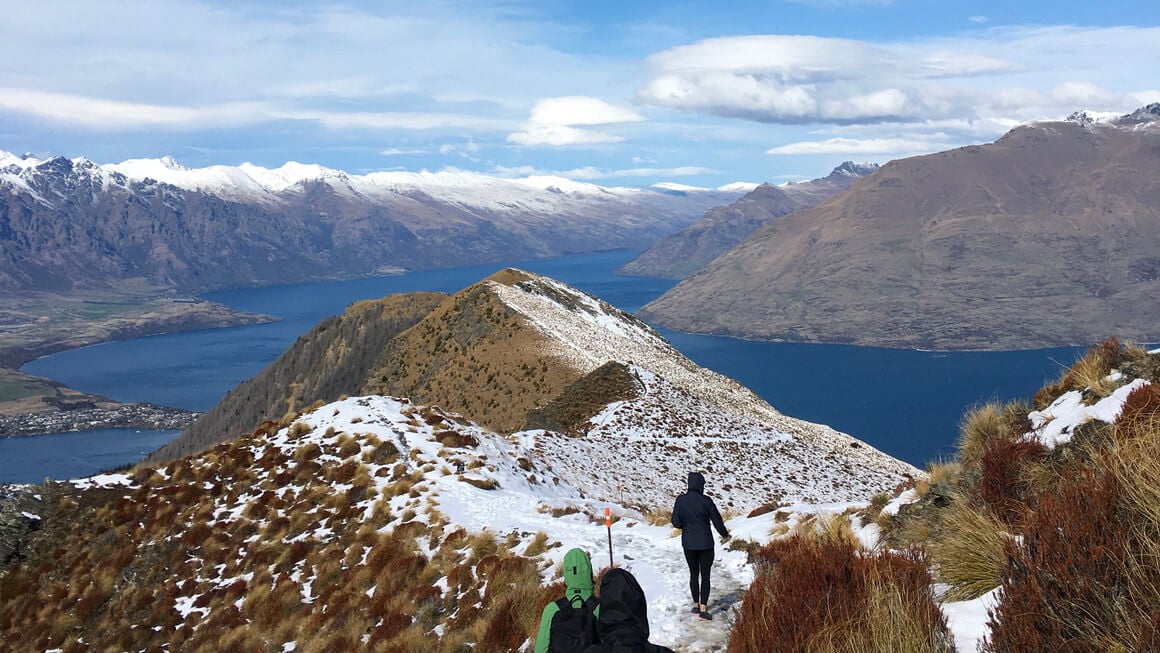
[434, 460, 750, 651]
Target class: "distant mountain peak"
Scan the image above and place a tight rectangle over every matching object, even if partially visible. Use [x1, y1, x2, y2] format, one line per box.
[829, 161, 880, 178]
[1066, 109, 1121, 126]
[158, 155, 188, 171]
[1124, 102, 1160, 124]
[1066, 104, 1160, 130]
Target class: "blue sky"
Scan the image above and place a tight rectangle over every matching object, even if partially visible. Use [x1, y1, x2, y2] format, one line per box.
[1, 0, 1157, 187]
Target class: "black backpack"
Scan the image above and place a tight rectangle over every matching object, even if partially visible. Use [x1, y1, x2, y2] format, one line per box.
[548, 594, 599, 653]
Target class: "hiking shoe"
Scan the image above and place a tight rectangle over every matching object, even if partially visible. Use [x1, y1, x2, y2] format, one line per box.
[698, 610, 713, 621]
[691, 606, 700, 614]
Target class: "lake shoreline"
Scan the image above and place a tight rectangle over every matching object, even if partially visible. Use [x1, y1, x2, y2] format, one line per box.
[0, 293, 275, 434]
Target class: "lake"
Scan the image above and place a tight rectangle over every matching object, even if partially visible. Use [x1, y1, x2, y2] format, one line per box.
[0, 428, 180, 484]
[10, 250, 1085, 482]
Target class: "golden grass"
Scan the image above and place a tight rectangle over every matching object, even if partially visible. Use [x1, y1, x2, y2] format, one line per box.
[957, 402, 1011, 469]
[1067, 351, 1118, 399]
[645, 507, 672, 526]
[925, 459, 961, 488]
[524, 532, 551, 557]
[795, 513, 862, 550]
[805, 575, 953, 653]
[1108, 429, 1160, 610]
[927, 499, 1007, 601]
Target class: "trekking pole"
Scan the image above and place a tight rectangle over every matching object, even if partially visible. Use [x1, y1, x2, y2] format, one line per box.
[605, 507, 613, 567]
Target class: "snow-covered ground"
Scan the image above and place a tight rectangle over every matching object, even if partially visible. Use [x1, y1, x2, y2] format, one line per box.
[68, 393, 987, 651]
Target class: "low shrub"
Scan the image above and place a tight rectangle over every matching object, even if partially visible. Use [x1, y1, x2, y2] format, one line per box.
[728, 536, 951, 652]
[984, 470, 1160, 651]
[972, 437, 1046, 529]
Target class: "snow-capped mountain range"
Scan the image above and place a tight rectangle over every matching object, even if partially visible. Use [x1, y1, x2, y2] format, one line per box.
[0, 151, 748, 294]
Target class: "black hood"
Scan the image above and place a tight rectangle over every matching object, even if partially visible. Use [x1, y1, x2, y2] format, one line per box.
[595, 568, 650, 647]
[687, 471, 705, 494]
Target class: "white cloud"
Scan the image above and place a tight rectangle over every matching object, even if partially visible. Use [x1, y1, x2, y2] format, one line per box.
[380, 147, 428, 156]
[0, 1, 617, 134]
[0, 88, 518, 133]
[527, 96, 644, 127]
[508, 96, 645, 146]
[638, 28, 1160, 126]
[969, 16, 989, 24]
[439, 139, 482, 157]
[766, 137, 950, 155]
[0, 88, 266, 129]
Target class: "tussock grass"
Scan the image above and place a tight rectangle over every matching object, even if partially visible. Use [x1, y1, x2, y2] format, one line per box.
[523, 532, 551, 557]
[927, 500, 1008, 601]
[1067, 350, 1120, 400]
[729, 537, 950, 653]
[957, 402, 1017, 470]
[645, 507, 672, 526]
[794, 512, 862, 550]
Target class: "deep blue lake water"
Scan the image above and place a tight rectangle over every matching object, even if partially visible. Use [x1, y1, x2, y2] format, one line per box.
[9, 250, 1086, 482]
[0, 429, 179, 484]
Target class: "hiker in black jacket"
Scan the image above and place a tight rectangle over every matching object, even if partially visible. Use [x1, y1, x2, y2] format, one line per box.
[581, 568, 674, 653]
[671, 471, 730, 621]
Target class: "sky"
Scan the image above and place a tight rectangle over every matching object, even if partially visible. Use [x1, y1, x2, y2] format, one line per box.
[1, 0, 1158, 188]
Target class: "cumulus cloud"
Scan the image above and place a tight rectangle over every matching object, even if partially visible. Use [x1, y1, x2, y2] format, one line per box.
[508, 96, 645, 146]
[637, 27, 1160, 126]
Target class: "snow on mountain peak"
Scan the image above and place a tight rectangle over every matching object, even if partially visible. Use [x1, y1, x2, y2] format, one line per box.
[1066, 109, 1121, 126]
[831, 161, 880, 177]
[159, 155, 188, 171]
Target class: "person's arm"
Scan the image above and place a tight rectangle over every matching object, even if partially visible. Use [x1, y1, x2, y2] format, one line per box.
[534, 601, 558, 653]
[710, 500, 729, 539]
[671, 498, 684, 529]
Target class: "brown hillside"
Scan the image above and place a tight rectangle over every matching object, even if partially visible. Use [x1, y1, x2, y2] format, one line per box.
[620, 162, 877, 280]
[149, 292, 446, 463]
[640, 111, 1160, 350]
[363, 270, 586, 433]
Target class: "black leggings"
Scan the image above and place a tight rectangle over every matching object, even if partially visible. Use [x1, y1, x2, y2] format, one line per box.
[684, 548, 715, 605]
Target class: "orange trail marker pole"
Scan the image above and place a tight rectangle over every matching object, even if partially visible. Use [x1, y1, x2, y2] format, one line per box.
[605, 507, 613, 567]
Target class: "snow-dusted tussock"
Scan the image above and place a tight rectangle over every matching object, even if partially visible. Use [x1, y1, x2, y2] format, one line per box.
[1027, 377, 1151, 449]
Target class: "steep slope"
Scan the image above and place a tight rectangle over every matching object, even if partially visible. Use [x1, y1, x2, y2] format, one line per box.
[0, 153, 744, 295]
[149, 292, 447, 462]
[640, 105, 1160, 350]
[0, 377, 914, 651]
[618, 162, 878, 279]
[153, 269, 917, 506]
